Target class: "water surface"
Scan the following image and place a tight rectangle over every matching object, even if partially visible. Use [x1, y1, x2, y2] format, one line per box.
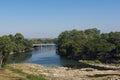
[11, 46, 79, 66]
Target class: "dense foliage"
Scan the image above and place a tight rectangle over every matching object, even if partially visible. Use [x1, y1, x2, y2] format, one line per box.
[0, 33, 32, 67]
[31, 38, 57, 44]
[57, 28, 120, 63]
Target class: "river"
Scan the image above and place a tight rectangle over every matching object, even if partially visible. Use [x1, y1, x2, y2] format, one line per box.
[10, 45, 79, 67]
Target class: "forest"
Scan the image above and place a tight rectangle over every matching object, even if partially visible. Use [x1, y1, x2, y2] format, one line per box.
[57, 28, 120, 63]
[0, 33, 32, 67]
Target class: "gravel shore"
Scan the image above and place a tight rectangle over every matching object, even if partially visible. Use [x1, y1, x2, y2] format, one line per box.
[10, 63, 120, 80]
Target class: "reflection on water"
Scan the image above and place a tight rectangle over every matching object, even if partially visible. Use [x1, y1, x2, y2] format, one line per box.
[11, 52, 32, 63]
[10, 46, 116, 70]
[10, 45, 79, 66]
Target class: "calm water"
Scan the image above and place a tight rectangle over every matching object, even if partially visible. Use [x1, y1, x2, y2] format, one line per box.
[10, 46, 113, 70]
[11, 45, 79, 66]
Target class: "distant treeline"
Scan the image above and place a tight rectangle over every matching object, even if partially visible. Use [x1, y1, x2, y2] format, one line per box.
[0, 33, 32, 67]
[57, 28, 120, 63]
[31, 38, 57, 44]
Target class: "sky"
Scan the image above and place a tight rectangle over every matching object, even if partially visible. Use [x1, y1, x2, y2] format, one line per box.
[0, 0, 120, 38]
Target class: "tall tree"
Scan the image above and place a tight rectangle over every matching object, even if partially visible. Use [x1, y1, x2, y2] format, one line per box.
[0, 36, 14, 67]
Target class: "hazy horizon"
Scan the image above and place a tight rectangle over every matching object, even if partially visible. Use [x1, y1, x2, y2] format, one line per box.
[0, 0, 120, 38]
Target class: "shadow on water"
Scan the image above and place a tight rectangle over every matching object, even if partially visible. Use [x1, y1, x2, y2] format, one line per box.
[9, 52, 32, 63]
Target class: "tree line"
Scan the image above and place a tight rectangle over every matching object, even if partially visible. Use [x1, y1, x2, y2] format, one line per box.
[31, 38, 57, 44]
[57, 28, 120, 63]
[0, 33, 32, 67]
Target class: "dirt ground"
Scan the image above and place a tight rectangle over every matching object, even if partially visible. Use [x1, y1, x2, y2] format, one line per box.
[10, 63, 120, 80]
[0, 68, 28, 80]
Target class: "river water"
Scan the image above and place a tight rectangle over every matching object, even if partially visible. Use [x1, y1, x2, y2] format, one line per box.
[11, 45, 79, 67]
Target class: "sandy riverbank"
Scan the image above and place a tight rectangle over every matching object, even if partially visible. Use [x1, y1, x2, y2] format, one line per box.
[10, 63, 120, 80]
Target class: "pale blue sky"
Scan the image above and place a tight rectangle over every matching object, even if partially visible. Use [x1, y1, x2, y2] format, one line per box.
[0, 0, 120, 38]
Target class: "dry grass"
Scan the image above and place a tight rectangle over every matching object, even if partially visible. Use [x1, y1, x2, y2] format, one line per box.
[10, 63, 120, 80]
[0, 63, 120, 80]
[0, 65, 47, 80]
[0, 69, 27, 80]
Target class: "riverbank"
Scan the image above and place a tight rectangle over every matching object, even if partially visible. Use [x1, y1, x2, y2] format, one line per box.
[79, 60, 120, 70]
[0, 65, 47, 80]
[8, 63, 120, 80]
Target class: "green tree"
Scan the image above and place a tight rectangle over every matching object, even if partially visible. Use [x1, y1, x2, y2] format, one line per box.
[0, 36, 14, 67]
[57, 28, 120, 63]
[0, 33, 33, 67]
[15, 33, 24, 41]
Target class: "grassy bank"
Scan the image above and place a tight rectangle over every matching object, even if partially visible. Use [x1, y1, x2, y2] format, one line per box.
[0, 63, 120, 80]
[0, 65, 47, 80]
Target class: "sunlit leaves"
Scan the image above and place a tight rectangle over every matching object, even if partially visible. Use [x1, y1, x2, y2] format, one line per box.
[57, 28, 120, 63]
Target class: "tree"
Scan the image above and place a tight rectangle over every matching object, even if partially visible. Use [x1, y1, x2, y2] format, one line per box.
[57, 28, 120, 63]
[15, 33, 24, 42]
[0, 33, 33, 67]
[0, 36, 14, 67]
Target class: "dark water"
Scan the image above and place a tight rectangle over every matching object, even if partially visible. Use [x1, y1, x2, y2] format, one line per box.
[11, 46, 79, 67]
